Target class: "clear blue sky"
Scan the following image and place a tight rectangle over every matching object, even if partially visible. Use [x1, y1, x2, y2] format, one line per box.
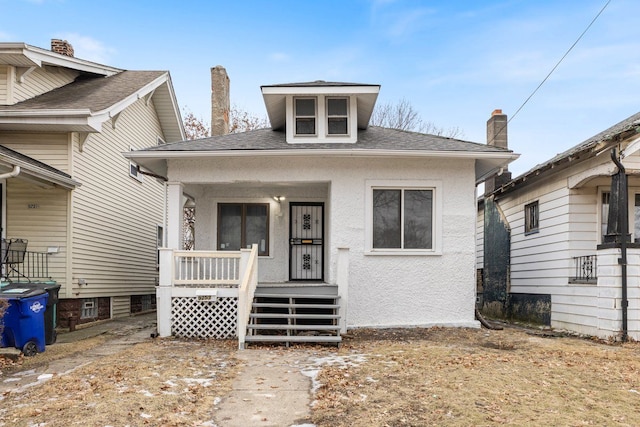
[2, 0, 638, 176]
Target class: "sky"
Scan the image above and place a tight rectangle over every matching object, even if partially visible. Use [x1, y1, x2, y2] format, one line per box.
[1, 0, 639, 177]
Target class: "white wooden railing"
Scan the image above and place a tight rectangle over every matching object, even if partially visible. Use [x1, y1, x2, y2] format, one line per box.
[237, 244, 259, 349]
[157, 245, 258, 343]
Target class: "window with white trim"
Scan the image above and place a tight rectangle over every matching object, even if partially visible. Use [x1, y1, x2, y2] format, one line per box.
[327, 97, 348, 135]
[81, 298, 98, 319]
[129, 147, 143, 182]
[367, 185, 441, 254]
[295, 97, 316, 135]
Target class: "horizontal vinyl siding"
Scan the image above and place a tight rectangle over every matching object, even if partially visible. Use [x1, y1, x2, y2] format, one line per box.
[0, 66, 8, 104]
[6, 180, 69, 286]
[71, 97, 164, 300]
[0, 133, 70, 173]
[12, 66, 78, 103]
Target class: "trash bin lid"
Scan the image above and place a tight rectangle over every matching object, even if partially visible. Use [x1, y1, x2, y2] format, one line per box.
[0, 287, 47, 299]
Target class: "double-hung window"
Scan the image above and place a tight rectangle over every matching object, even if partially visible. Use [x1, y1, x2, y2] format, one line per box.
[295, 97, 316, 135]
[367, 181, 440, 254]
[217, 203, 269, 255]
[327, 97, 348, 135]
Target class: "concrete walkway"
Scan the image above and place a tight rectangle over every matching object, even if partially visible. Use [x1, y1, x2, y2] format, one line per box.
[214, 348, 316, 426]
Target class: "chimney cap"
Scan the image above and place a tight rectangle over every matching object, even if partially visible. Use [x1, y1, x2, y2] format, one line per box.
[491, 109, 503, 116]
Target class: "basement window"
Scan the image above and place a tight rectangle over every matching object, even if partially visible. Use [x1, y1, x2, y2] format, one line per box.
[524, 201, 539, 234]
[81, 298, 98, 319]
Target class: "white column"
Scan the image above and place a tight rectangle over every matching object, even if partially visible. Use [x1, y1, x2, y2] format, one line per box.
[166, 181, 184, 250]
[157, 248, 174, 337]
[336, 247, 349, 334]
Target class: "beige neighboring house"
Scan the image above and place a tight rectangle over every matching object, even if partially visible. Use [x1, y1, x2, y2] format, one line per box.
[0, 40, 184, 327]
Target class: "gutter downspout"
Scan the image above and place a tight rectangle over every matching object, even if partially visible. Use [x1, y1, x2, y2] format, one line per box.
[0, 165, 21, 180]
[611, 149, 628, 342]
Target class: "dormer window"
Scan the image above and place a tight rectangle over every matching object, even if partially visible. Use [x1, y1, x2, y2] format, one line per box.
[327, 98, 348, 135]
[295, 97, 316, 135]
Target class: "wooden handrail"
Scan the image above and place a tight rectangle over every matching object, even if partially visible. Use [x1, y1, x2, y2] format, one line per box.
[237, 244, 259, 349]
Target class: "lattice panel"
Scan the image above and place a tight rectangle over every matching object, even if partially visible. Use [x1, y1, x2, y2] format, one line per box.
[171, 297, 238, 339]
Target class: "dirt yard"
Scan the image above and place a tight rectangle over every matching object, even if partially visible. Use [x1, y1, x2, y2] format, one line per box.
[1, 324, 639, 426]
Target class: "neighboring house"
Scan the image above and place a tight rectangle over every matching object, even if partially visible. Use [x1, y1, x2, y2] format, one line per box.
[126, 68, 517, 347]
[477, 111, 640, 340]
[0, 40, 184, 326]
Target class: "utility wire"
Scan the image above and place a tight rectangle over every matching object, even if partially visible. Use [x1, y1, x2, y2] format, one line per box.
[491, 0, 612, 143]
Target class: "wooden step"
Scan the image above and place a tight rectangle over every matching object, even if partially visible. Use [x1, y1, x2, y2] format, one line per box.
[254, 293, 340, 300]
[247, 324, 340, 331]
[252, 303, 340, 309]
[250, 313, 340, 320]
[244, 335, 342, 343]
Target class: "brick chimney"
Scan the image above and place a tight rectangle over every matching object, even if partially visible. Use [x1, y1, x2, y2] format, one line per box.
[51, 39, 74, 57]
[211, 66, 230, 136]
[484, 109, 512, 195]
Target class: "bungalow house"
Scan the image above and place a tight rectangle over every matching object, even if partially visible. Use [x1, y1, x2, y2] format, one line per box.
[477, 111, 640, 341]
[126, 68, 518, 347]
[0, 40, 184, 330]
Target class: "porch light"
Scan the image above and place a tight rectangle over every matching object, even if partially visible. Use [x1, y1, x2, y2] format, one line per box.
[273, 196, 285, 203]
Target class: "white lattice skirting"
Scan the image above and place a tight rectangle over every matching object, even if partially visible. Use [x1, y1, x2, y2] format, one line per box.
[171, 297, 238, 339]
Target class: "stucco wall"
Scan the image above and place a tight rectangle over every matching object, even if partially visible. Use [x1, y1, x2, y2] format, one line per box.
[170, 155, 479, 328]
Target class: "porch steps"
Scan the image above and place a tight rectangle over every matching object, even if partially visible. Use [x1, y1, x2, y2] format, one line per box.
[244, 292, 341, 347]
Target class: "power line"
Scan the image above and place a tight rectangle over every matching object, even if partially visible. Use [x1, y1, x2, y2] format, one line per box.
[491, 0, 612, 144]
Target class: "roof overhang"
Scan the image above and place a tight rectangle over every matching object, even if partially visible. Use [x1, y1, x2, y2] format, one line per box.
[125, 149, 518, 183]
[0, 155, 80, 190]
[0, 73, 185, 140]
[0, 43, 121, 76]
[261, 84, 380, 131]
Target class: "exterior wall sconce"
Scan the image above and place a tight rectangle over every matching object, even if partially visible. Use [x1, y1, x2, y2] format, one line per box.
[273, 196, 285, 217]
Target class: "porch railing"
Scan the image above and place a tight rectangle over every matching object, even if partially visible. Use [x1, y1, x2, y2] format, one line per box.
[570, 255, 597, 284]
[237, 245, 259, 349]
[1, 240, 51, 282]
[157, 245, 259, 345]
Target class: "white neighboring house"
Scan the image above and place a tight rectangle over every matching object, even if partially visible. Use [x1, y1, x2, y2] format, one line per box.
[478, 111, 640, 341]
[0, 40, 184, 328]
[127, 71, 517, 347]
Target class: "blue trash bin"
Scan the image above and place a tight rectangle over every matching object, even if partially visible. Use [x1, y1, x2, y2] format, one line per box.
[0, 287, 48, 356]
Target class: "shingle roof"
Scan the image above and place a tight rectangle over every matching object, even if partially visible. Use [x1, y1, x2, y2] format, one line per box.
[143, 126, 511, 154]
[261, 80, 379, 88]
[0, 70, 166, 113]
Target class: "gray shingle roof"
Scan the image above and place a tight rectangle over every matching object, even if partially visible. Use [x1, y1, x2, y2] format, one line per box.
[144, 126, 510, 154]
[0, 70, 166, 113]
[261, 80, 379, 88]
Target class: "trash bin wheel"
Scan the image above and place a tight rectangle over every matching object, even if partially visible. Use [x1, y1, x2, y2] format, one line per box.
[22, 341, 38, 357]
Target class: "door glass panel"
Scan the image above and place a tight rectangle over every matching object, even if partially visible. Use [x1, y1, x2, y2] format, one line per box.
[373, 189, 401, 248]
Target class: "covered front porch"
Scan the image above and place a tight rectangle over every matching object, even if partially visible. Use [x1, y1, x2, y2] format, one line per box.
[159, 180, 347, 348]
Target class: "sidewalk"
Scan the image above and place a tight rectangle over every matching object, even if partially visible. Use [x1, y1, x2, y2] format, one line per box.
[55, 311, 157, 344]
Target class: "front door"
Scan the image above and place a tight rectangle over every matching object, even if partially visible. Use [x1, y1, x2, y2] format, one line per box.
[289, 203, 324, 281]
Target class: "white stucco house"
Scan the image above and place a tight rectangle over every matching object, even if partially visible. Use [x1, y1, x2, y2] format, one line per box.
[126, 70, 517, 347]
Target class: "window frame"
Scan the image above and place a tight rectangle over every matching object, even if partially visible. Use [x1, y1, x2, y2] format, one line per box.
[365, 180, 442, 256]
[294, 97, 317, 136]
[217, 202, 270, 256]
[326, 97, 349, 136]
[129, 146, 144, 182]
[524, 201, 539, 235]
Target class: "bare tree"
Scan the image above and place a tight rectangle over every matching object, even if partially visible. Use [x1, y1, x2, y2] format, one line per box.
[182, 108, 211, 140]
[370, 98, 463, 139]
[229, 104, 269, 134]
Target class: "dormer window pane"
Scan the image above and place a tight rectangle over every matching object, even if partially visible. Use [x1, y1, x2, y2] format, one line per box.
[327, 98, 348, 135]
[295, 98, 316, 135]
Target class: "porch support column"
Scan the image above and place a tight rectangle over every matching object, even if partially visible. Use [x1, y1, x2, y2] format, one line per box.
[337, 247, 349, 334]
[157, 248, 174, 337]
[166, 181, 184, 250]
